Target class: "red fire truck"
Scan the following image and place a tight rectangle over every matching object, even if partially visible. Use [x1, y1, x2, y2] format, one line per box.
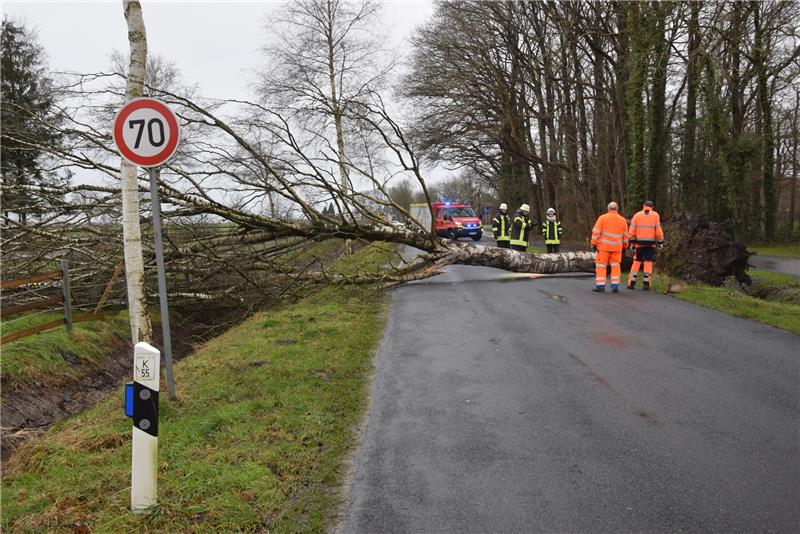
[410, 202, 483, 241]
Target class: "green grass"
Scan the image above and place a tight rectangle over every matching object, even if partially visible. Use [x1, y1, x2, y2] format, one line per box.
[333, 241, 399, 274]
[747, 244, 800, 258]
[750, 269, 799, 287]
[644, 273, 800, 336]
[1, 310, 131, 386]
[2, 244, 394, 533]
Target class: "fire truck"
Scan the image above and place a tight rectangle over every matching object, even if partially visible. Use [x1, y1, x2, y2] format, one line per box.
[410, 202, 483, 241]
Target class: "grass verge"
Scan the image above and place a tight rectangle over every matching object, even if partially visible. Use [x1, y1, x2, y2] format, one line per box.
[1, 310, 130, 386]
[644, 272, 800, 336]
[747, 244, 800, 258]
[2, 243, 392, 533]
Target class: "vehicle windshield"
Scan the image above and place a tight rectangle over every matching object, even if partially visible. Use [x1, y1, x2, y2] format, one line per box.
[442, 207, 476, 218]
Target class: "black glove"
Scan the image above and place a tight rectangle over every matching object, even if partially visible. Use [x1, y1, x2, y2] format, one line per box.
[591, 245, 598, 252]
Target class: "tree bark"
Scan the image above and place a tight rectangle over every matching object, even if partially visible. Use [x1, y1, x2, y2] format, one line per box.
[753, 2, 775, 241]
[121, 0, 153, 344]
[680, 0, 700, 210]
[325, 0, 351, 211]
[790, 90, 798, 230]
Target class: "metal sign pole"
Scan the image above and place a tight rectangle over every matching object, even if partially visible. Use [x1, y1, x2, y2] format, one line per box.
[148, 167, 176, 400]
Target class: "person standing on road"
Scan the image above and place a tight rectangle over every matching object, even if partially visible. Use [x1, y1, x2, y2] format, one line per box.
[492, 203, 512, 248]
[541, 208, 563, 253]
[627, 200, 664, 290]
[510, 204, 533, 252]
[591, 201, 629, 293]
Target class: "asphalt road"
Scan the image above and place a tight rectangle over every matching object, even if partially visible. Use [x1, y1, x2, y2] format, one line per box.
[749, 255, 800, 278]
[342, 238, 799, 533]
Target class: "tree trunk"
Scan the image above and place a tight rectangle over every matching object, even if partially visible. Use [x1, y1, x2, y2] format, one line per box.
[753, 2, 775, 241]
[436, 241, 596, 274]
[624, 2, 648, 209]
[325, 0, 350, 210]
[680, 0, 700, 210]
[790, 90, 798, 230]
[121, 0, 153, 344]
[646, 2, 670, 208]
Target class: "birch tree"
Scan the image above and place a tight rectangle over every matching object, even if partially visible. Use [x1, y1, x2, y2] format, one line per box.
[259, 0, 390, 210]
[120, 0, 152, 344]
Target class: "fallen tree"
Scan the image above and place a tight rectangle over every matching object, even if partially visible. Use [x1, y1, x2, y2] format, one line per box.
[1, 70, 753, 296]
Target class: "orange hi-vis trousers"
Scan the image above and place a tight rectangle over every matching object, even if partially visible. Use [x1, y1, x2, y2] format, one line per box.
[629, 260, 653, 284]
[595, 250, 622, 287]
[628, 246, 655, 285]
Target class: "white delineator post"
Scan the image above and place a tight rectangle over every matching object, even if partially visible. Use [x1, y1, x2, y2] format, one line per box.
[131, 341, 160, 512]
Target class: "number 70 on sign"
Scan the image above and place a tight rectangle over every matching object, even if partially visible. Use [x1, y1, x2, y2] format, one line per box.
[112, 97, 180, 168]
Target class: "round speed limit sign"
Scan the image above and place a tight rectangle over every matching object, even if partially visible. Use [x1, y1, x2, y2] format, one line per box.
[113, 98, 181, 168]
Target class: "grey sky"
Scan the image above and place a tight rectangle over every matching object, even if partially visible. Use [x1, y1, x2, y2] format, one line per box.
[2, 1, 435, 100]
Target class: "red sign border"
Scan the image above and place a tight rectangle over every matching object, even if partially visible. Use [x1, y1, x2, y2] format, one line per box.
[112, 98, 181, 168]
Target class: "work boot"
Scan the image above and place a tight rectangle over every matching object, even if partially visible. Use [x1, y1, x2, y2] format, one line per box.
[627, 282, 636, 289]
[592, 286, 605, 292]
[611, 285, 619, 293]
[643, 281, 650, 291]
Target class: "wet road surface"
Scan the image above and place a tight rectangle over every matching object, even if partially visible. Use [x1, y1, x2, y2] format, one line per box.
[343, 241, 799, 533]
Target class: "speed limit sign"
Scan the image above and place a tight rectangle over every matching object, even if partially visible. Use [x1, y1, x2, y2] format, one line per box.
[112, 97, 180, 168]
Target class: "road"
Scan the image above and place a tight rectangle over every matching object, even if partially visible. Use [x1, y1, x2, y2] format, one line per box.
[342, 238, 799, 533]
[749, 254, 800, 278]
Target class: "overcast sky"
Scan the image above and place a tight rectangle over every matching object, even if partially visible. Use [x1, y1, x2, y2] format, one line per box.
[3, 1, 450, 189]
[2, 0, 435, 100]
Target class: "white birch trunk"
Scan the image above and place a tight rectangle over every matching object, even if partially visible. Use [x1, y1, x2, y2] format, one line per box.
[121, 0, 153, 344]
[325, 0, 350, 203]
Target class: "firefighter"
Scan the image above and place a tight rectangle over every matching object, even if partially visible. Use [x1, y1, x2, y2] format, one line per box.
[591, 201, 629, 293]
[627, 200, 664, 290]
[541, 207, 563, 253]
[510, 204, 533, 252]
[492, 203, 511, 248]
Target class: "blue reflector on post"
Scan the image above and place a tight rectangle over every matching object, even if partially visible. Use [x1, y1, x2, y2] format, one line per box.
[125, 383, 134, 417]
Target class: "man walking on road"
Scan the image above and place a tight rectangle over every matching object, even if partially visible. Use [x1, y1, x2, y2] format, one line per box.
[627, 200, 664, 290]
[541, 207, 563, 253]
[510, 204, 533, 252]
[591, 202, 629, 293]
[492, 203, 511, 248]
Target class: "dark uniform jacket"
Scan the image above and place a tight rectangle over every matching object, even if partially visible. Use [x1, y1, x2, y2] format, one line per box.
[510, 212, 533, 247]
[541, 219, 563, 244]
[492, 213, 511, 241]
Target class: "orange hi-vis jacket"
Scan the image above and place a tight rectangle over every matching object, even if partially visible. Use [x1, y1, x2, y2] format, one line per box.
[628, 209, 664, 247]
[591, 211, 629, 252]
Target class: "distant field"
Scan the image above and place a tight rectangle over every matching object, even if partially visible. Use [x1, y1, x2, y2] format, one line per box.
[748, 244, 800, 258]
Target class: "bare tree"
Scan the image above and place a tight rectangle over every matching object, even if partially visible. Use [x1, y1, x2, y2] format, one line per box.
[259, 0, 392, 205]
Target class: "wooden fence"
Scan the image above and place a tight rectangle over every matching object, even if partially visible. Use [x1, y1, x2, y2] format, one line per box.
[0, 261, 122, 345]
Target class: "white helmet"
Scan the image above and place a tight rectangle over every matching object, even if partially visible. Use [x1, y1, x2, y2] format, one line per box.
[499, 203, 507, 210]
[547, 208, 556, 214]
[520, 204, 530, 212]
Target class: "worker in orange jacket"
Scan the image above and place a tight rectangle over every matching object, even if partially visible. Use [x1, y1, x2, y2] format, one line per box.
[591, 201, 629, 293]
[627, 200, 664, 290]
